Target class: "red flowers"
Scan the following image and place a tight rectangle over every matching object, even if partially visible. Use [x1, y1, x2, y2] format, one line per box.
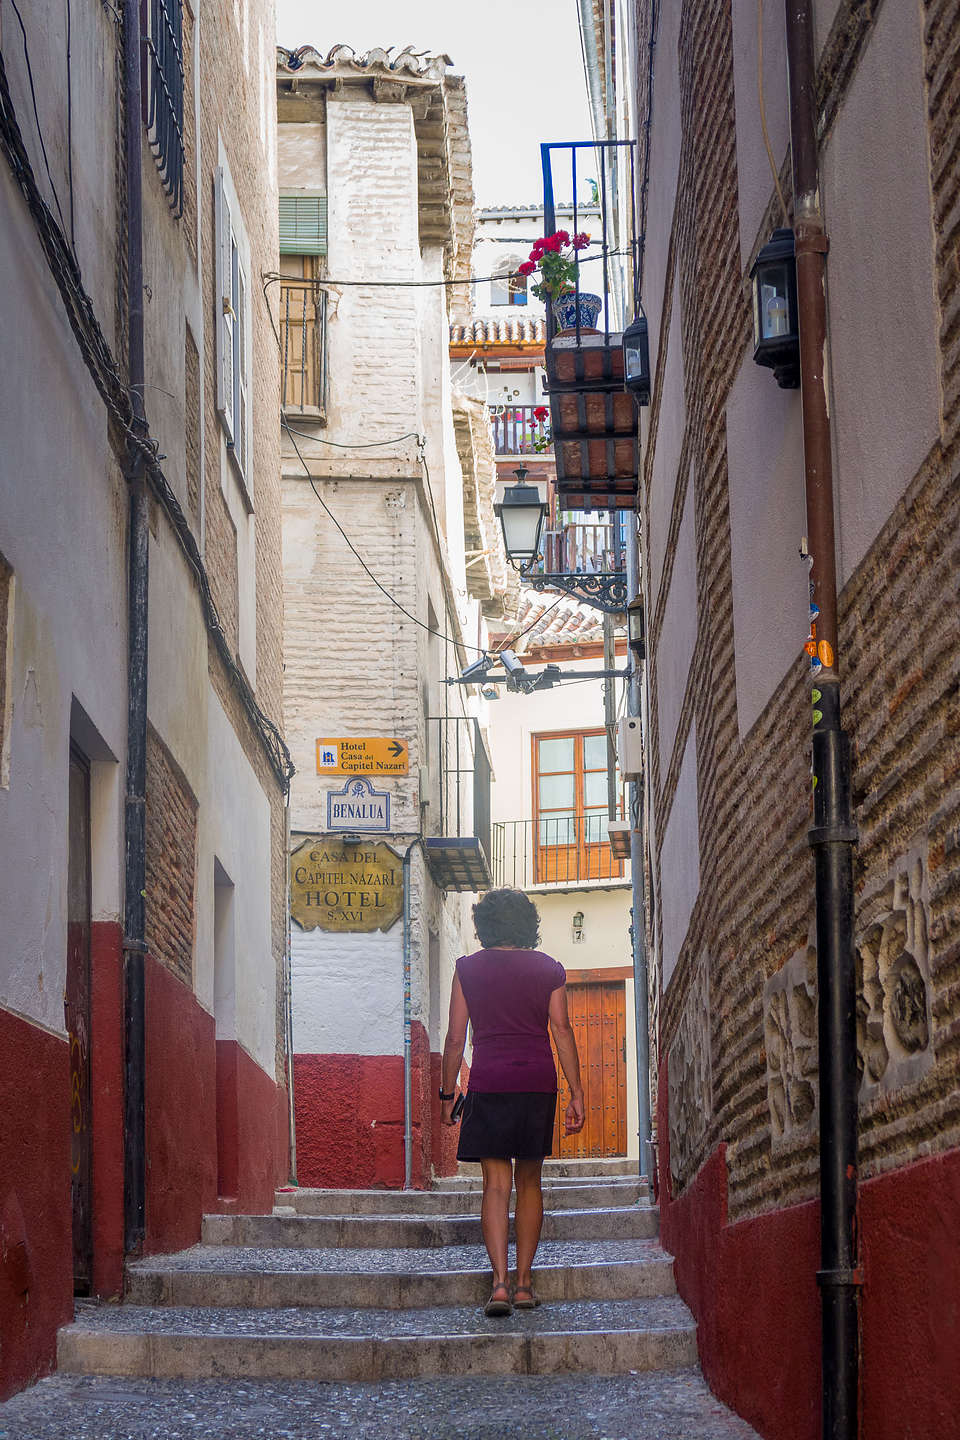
[523, 231, 586, 300]
[517, 260, 536, 275]
[533, 405, 549, 422]
[572, 231, 591, 250]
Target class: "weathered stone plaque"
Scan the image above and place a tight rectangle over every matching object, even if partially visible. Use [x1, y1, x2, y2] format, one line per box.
[290, 836, 403, 933]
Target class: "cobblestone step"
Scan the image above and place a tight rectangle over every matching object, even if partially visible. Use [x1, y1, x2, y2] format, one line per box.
[435, 1171, 649, 1195]
[126, 1238, 676, 1309]
[202, 1204, 660, 1250]
[0, 1371, 763, 1439]
[275, 1178, 647, 1215]
[58, 1297, 698, 1382]
[457, 1156, 638, 1180]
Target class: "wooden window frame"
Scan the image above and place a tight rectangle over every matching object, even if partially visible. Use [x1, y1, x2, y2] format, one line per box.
[531, 728, 623, 883]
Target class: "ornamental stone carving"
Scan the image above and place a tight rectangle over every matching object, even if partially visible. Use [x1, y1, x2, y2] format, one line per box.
[668, 955, 712, 1189]
[856, 847, 933, 1101]
[764, 945, 818, 1150]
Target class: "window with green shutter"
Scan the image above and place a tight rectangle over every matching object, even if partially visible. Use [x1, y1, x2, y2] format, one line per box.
[279, 193, 328, 256]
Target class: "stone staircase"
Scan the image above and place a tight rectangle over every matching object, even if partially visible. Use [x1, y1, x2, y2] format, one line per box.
[57, 1159, 700, 1384]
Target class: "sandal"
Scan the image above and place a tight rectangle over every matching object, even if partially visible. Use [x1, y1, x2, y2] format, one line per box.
[512, 1283, 541, 1309]
[484, 1281, 513, 1317]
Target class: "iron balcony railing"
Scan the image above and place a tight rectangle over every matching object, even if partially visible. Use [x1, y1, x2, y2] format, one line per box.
[534, 519, 626, 577]
[428, 716, 492, 865]
[280, 281, 328, 415]
[489, 405, 551, 455]
[491, 813, 627, 889]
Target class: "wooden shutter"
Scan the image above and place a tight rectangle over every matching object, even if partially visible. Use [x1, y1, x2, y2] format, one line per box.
[279, 193, 327, 256]
[234, 257, 248, 480]
[215, 167, 235, 443]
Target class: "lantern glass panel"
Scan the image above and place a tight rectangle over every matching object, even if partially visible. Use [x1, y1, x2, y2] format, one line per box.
[624, 342, 645, 382]
[754, 262, 791, 345]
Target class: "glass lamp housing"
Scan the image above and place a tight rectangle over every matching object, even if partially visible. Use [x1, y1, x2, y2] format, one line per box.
[621, 313, 651, 404]
[495, 473, 547, 566]
[749, 228, 800, 388]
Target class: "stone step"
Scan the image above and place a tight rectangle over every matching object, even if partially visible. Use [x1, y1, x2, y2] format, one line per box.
[275, 1178, 647, 1216]
[202, 1204, 660, 1251]
[0, 1370, 765, 1438]
[126, 1237, 676, 1309]
[58, 1296, 698, 1382]
[456, 1156, 639, 1179]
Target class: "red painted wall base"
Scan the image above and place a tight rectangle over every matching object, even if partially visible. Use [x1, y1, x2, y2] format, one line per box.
[658, 1057, 960, 1440]
[0, 1005, 73, 1402]
[294, 1022, 456, 1189]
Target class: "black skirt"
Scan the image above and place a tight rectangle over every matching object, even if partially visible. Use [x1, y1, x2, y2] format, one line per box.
[456, 1090, 557, 1163]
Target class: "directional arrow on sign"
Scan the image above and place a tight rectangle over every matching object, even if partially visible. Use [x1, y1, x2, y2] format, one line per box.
[388, 741, 404, 758]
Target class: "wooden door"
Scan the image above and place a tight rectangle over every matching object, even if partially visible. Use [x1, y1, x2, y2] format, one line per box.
[65, 748, 93, 1292]
[551, 978, 627, 1158]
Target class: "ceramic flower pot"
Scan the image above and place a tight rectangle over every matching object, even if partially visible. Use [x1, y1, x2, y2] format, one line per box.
[552, 292, 602, 334]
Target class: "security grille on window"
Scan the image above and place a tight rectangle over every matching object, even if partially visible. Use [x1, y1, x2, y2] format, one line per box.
[143, 0, 185, 216]
[215, 166, 251, 489]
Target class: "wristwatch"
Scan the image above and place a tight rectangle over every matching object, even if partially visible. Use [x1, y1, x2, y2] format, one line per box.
[438, 1087, 456, 1101]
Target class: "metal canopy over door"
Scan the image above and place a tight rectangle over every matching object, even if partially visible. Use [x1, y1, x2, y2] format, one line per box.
[551, 977, 627, 1157]
[65, 746, 93, 1292]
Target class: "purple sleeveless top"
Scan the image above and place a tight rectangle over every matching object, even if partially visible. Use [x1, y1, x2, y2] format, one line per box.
[456, 948, 567, 1093]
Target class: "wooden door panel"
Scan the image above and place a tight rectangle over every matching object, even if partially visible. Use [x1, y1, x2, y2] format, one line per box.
[551, 979, 627, 1159]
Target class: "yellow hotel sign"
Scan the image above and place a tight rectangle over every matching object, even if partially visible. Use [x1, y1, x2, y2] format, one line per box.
[316, 736, 409, 776]
[290, 836, 403, 933]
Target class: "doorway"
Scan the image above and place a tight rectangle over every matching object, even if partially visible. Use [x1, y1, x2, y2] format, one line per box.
[65, 746, 92, 1292]
[551, 976, 627, 1158]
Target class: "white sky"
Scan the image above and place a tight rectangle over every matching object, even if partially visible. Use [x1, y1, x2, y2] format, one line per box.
[275, 0, 594, 208]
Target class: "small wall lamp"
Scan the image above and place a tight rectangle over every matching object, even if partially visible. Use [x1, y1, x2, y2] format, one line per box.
[750, 228, 800, 388]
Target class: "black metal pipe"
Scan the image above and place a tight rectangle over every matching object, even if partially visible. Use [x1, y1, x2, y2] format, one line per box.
[122, 0, 149, 1255]
[783, 2, 860, 1435]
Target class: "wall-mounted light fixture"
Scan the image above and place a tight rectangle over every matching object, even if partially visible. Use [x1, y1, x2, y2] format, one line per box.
[494, 465, 547, 569]
[750, 228, 800, 388]
[622, 311, 651, 405]
[627, 595, 645, 660]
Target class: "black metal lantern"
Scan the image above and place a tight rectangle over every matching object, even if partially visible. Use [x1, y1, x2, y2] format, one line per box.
[494, 465, 547, 568]
[622, 312, 651, 404]
[627, 595, 645, 659]
[750, 228, 800, 388]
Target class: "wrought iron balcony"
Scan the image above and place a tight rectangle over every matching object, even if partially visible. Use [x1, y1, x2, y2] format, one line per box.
[490, 405, 551, 456]
[523, 514, 629, 613]
[491, 813, 628, 890]
[423, 717, 492, 891]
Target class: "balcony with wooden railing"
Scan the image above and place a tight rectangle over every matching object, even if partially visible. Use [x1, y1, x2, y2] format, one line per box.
[523, 512, 629, 612]
[489, 404, 551, 455]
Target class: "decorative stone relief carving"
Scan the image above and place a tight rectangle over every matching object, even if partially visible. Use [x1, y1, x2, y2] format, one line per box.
[668, 955, 712, 1189]
[856, 846, 934, 1101]
[764, 945, 819, 1150]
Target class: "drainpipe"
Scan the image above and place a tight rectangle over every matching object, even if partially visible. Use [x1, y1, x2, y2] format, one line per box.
[626, 526, 651, 1180]
[121, 0, 150, 1253]
[784, 4, 860, 1437]
[285, 797, 297, 1184]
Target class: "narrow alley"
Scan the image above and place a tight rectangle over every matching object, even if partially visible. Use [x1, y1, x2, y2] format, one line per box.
[0, 1161, 757, 1439]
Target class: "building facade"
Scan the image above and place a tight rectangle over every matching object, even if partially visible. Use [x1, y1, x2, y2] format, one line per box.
[276, 44, 512, 1189]
[622, 0, 960, 1435]
[0, 0, 289, 1399]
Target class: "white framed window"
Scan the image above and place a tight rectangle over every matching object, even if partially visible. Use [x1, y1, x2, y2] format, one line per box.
[490, 259, 528, 307]
[215, 159, 253, 505]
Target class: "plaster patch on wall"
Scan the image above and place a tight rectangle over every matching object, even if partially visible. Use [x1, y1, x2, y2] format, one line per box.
[668, 952, 712, 1189]
[856, 845, 934, 1101]
[764, 944, 818, 1150]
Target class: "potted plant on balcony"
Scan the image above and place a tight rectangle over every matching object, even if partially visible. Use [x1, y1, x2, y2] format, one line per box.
[518, 231, 599, 334]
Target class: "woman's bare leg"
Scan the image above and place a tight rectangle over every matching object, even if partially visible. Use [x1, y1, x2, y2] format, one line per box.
[513, 1156, 545, 1289]
[479, 1157, 513, 1291]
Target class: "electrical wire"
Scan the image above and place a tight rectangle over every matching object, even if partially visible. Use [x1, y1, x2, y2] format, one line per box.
[261, 249, 635, 294]
[282, 420, 422, 451]
[6, 0, 72, 248]
[0, 45, 293, 792]
[282, 415, 486, 654]
[757, 0, 789, 225]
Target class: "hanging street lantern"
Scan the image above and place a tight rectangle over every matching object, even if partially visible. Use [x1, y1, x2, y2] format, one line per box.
[494, 464, 547, 569]
[627, 595, 645, 660]
[621, 312, 651, 404]
[750, 228, 800, 388]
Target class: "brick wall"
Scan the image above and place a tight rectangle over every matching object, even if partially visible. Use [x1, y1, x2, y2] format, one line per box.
[145, 724, 198, 985]
[640, 0, 960, 1221]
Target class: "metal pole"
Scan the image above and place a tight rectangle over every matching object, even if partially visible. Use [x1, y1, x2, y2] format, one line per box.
[284, 798, 297, 1185]
[784, 4, 860, 1436]
[122, 0, 149, 1255]
[603, 614, 618, 821]
[626, 524, 651, 1179]
[401, 837, 423, 1190]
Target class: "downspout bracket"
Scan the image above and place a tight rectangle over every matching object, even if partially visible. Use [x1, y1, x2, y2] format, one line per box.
[816, 1268, 864, 1289]
[807, 824, 859, 847]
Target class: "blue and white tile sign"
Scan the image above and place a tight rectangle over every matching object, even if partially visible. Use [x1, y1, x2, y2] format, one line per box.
[326, 776, 391, 833]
